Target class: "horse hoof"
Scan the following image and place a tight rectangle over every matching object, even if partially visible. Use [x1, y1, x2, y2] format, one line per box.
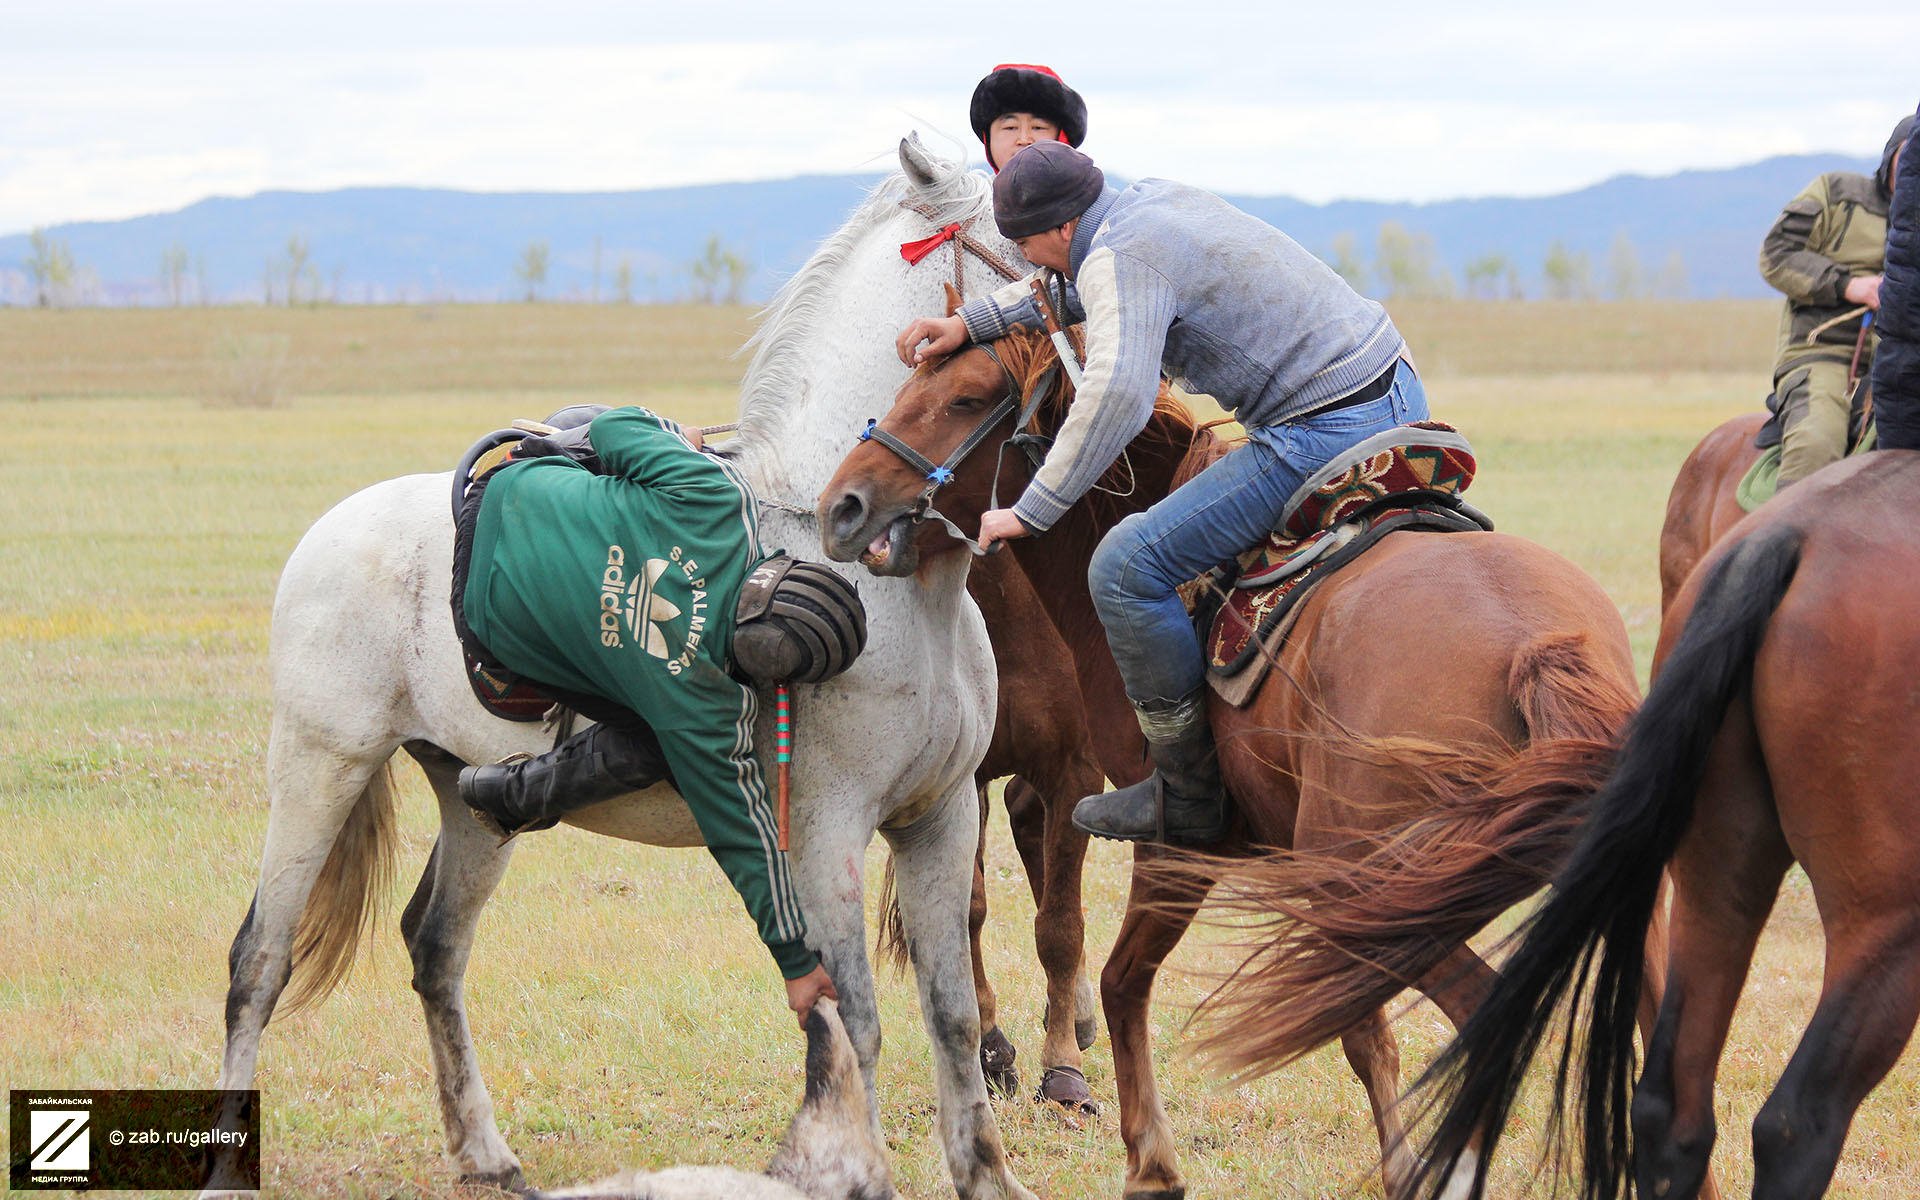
[1121, 1187, 1185, 1200]
[458, 1165, 529, 1195]
[1036, 1065, 1100, 1116]
[980, 1025, 1021, 1097]
[1075, 1015, 1099, 1051]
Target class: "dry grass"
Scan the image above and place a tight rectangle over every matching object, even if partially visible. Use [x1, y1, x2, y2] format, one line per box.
[3, 300, 1915, 1199]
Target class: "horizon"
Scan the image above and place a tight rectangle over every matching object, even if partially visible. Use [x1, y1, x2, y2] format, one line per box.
[3, 146, 1878, 241]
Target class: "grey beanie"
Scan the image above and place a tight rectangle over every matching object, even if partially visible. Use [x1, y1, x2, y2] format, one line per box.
[992, 140, 1105, 239]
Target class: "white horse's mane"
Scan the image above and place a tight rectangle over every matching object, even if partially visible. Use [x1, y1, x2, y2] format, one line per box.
[733, 151, 992, 457]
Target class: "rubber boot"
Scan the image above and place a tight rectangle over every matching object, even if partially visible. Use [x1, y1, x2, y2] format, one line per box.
[459, 722, 673, 842]
[1072, 693, 1226, 845]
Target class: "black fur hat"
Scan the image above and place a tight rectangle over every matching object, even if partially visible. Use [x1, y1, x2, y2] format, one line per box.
[970, 64, 1088, 167]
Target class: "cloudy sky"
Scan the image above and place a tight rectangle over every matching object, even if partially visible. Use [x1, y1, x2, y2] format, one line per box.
[6, 0, 1917, 235]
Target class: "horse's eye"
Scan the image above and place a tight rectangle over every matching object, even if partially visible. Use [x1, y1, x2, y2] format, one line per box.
[948, 395, 986, 413]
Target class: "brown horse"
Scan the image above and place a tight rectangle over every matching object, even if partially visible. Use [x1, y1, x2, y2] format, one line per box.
[1659, 413, 1765, 612]
[818, 325, 1663, 1198]
[1377, 449, 1920, 1200]
[960, 552, 1104, 1109]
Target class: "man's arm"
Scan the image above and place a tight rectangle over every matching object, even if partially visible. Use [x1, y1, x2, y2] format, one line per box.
[653, 682, 820, 983]
[1759, 177, 1855, 306]
[589, 407, 732, 496]
[1009, 246, 1176, 533]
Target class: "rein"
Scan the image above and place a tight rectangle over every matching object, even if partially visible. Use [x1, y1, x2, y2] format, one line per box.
[858, 342, 1060, 555]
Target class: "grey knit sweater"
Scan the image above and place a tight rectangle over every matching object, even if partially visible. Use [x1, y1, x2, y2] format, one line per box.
[958, 179, 1404, 532]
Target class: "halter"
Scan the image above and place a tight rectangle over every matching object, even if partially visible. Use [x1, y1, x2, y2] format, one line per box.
[870, 203, 1051, 552]
[858, 342, 1060, 555]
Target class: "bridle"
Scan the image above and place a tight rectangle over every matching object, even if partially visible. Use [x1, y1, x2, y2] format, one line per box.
[864, 200, 1060, 554]
[857, 342, 1059, 555]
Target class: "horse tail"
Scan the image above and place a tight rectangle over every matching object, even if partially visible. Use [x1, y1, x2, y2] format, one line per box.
[1185, 630, 1636, 1078]
[873, 852, 910, 974]
[279, 763, 400, 1016]
[1408, 522, 1803, 1200]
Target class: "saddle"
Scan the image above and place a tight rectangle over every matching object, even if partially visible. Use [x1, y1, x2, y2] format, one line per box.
[1740, 386, 1878, 512]
[1198, 421, 1491, 706]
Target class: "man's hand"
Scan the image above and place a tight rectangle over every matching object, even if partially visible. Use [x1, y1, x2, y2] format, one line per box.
[684, 425, 705, 451]
[896, 315, 969, 366]
[785, 964, 839, 1027]
[1845, 274, 1884, 310]
[977, 508, 1032, 553]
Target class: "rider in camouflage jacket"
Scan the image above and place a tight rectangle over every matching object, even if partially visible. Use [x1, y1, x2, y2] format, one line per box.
[1760, 115, 1914, 486]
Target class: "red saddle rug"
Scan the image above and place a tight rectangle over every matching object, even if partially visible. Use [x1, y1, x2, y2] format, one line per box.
[1204, 422, 1487, 686]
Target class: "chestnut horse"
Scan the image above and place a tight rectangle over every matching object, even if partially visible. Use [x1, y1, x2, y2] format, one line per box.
[818, 326, 1664, 1199]
[1393, 450, 1920, 1200]
[1659, 413, 1765, 612]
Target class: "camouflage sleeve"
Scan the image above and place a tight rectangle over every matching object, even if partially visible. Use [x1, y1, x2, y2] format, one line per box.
[1759, 177, 1850, 306]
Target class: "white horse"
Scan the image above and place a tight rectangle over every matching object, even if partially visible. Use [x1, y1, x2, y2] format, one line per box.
[209, 137, 1034, 1200]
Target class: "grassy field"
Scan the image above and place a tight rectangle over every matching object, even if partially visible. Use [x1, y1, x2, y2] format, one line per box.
[3, 300, 1915, 1199]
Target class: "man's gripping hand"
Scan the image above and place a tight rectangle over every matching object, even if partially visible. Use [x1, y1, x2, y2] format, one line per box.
[896, 315, 969, 366]
[785, 964, 840, 1028]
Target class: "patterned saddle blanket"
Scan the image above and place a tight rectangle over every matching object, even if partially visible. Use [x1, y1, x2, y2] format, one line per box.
[1201, 422, 1491, 698]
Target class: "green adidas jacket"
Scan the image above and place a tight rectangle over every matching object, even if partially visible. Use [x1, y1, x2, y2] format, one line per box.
[463, 407, 816, 979]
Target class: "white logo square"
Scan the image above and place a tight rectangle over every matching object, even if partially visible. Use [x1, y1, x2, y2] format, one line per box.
[29, 1109, 90, 1171]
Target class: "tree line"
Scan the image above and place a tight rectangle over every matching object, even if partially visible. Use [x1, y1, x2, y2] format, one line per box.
[1327, 222, 1690, 301]
[8, 231, 758, 308]
[12, 222, 1689, 307]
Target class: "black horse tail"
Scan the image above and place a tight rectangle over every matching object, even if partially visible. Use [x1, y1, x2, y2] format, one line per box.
[1410, 522, 1804, 1200]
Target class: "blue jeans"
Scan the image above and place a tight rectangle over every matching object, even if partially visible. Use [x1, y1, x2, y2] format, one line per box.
[1088, 360, 1430, 705]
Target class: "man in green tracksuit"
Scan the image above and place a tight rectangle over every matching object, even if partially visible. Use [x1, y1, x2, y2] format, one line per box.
[452, 405, 867, 1020]
[1761, 114, 1913, 487]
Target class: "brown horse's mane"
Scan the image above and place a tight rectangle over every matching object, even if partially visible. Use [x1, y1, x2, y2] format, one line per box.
[978, 326, 1239, 565]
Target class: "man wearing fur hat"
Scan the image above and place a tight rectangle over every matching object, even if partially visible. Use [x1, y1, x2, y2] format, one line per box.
[1761, 114, 1914, 486]
[970, 63, 1087, 172]
[894, 143, 1428, 845]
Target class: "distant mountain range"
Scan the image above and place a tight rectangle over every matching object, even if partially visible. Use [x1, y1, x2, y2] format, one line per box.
[0, 153, 1879, 306]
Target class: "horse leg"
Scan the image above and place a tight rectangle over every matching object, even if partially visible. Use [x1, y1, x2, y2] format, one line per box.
[400, 755, 525, 1189]
[1406, 946, 1500, 1200]
[1105, 854, 1210, 1200]
[1021, 757, 1099, 1114]
[1633, 703, 1790, 1200]
[1005, 776, 1098, 1054]
[887, 786, 1036, 1200]
[788, 811, 885, 1138]
[1749, 911, 1920, 1199]
[206, 735, 392, 1196]
[1336, 1008, 1418, 1197]
[971, 781, 1020, 1097]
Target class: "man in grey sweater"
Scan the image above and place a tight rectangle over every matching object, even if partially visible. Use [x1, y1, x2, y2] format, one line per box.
[896, 141, 1429, 844]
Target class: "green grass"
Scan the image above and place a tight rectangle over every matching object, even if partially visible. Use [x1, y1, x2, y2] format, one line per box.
[4, 301, 1916, 1198]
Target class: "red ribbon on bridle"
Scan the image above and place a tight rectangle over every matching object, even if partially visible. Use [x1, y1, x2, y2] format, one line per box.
[900, 223, 964, 266]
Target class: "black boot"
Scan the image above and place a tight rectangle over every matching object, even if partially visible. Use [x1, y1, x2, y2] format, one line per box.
[459, 723, 673, 841]
[1072, 694, 1226, 845]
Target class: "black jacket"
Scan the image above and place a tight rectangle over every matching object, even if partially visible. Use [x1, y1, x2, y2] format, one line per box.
[1873, 107, 1920, 451]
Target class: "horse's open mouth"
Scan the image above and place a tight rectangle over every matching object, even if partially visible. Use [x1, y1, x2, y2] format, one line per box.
[858, 514, 917, 575]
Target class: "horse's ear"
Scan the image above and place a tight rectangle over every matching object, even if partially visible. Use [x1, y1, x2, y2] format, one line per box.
[942, 281, 963, 317]
[900, 133, 943, 191]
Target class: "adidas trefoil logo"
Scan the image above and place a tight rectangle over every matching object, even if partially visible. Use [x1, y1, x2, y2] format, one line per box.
[624, 557, 683, 659]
